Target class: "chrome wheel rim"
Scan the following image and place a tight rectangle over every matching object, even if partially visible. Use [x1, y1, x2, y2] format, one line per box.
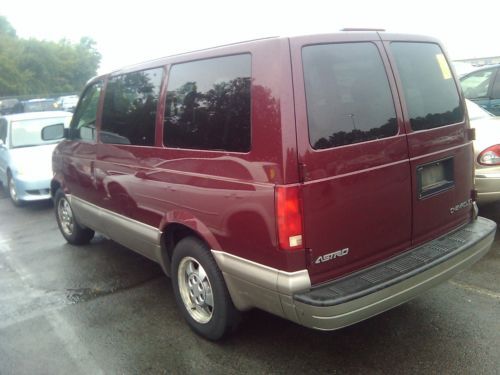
[178, 257, 214, 324]
[8, 176, 18, 202]
[58, 197, 74, 236]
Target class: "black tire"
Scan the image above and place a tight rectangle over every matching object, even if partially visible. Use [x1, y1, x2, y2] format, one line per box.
[7, 173, 23, 207]
[171, 237, 240, 340]
[54, 189, 94, 245]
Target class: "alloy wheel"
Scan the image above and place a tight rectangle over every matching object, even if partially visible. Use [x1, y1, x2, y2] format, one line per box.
[177, 256, 214, 324]
[57, 197, 74, 236]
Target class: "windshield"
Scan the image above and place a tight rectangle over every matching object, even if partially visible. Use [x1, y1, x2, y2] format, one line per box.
[10, 116, 71, 148]
[466, 99, 493, 121]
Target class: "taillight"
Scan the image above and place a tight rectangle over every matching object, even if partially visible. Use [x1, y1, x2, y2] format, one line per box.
[275, 186, 304, 251]
[478, 145, 500, 166]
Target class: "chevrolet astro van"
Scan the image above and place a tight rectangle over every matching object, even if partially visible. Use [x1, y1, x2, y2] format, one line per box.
[44, 31, 497, 340]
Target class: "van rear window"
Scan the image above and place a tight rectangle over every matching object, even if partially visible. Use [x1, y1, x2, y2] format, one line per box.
[164, 54, 251, 152]
[390, 42, 464, 131]
[303, 42, 397, 150]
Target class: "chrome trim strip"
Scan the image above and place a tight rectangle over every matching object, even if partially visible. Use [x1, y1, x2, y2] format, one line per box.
[69, 195, 162, 262]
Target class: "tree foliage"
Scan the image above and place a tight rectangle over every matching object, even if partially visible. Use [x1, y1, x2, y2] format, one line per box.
[0, 16, 101, 97]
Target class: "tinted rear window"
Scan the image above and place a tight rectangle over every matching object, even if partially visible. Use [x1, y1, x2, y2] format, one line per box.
[303, 42, 397, 150]
[164, 54, 251, 152]
[390, 42, 464, 131]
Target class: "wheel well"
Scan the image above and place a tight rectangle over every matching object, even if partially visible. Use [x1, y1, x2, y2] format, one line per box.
[161, 223, 205, 275]
[50, 180, 61, 199]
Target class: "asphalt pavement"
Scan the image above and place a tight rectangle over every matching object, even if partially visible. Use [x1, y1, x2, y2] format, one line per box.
[0, 187, 499, 374]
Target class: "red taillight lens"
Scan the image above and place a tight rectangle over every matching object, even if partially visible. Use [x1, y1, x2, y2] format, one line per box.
[276, 186, 304, 251]
[478, 145, 500, 166]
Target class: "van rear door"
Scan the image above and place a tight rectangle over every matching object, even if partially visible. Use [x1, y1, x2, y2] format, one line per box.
[384, 36, 472, 247]
[290, 33, 412, 284]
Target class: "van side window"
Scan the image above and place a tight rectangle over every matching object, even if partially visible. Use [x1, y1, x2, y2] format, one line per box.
[390, 43, 464, 131]
[70, 81, 103, 141]
[164, 54, 251, 152]
[101, 68, 163, 146]
[303, 43, 397, 150]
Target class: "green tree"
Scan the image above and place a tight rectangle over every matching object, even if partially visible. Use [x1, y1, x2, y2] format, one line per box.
[0, 16, 101, 97]
[0, 16, 16, 37]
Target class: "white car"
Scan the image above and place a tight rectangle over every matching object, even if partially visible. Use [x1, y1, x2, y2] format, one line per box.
[0, 111, 72, 205]
[467, 99, 500, 204]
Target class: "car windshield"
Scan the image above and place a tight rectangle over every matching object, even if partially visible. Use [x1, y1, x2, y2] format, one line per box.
[10, 116, 71, 148]
[466, 99, 494, 121]
[460, 69, 494, 99]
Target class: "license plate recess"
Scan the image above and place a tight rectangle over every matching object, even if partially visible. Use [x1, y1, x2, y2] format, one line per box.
[417, 158, 454, 199]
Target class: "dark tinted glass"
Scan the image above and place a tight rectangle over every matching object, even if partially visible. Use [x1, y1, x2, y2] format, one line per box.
[101, 68, 163, 146]
[70, 81, 102, 141]
[164, 54, 251, 152]
[391, 43, 464, 131]
[303, 43, 397, 150]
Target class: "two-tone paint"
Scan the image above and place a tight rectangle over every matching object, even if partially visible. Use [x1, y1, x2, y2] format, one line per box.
[51, 32, 496, 330]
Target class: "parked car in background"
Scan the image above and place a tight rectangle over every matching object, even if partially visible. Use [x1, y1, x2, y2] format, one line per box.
[0, 111, 72, 206]
[54, 95, 79, 112]
[11, 98, 57, 114]
[466, 99, 500, 204]
[460, 64, 500, 115]
[0, 98, 20, 115]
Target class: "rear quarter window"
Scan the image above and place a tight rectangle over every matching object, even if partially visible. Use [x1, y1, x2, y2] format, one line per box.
[390, 42, 464, 131]
[163, 54, 251, 152]
[302, 42, 398, 150]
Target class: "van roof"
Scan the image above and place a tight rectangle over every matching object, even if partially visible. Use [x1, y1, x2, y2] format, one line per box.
[96, 31, 439, 79]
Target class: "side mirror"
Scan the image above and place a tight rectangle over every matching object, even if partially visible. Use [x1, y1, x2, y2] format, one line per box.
[41, 123, 66, 141]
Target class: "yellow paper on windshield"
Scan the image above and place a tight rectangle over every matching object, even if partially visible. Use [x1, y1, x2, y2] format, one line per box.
[436, 54, 452, 80]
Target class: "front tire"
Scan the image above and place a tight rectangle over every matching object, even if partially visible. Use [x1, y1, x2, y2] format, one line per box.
[171, 237, 240, 340]
[55, 189, 94, 245]
[8, 173, 23, 207]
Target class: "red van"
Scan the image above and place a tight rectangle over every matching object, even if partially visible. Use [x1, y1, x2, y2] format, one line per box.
[45, 31, 496, 340]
